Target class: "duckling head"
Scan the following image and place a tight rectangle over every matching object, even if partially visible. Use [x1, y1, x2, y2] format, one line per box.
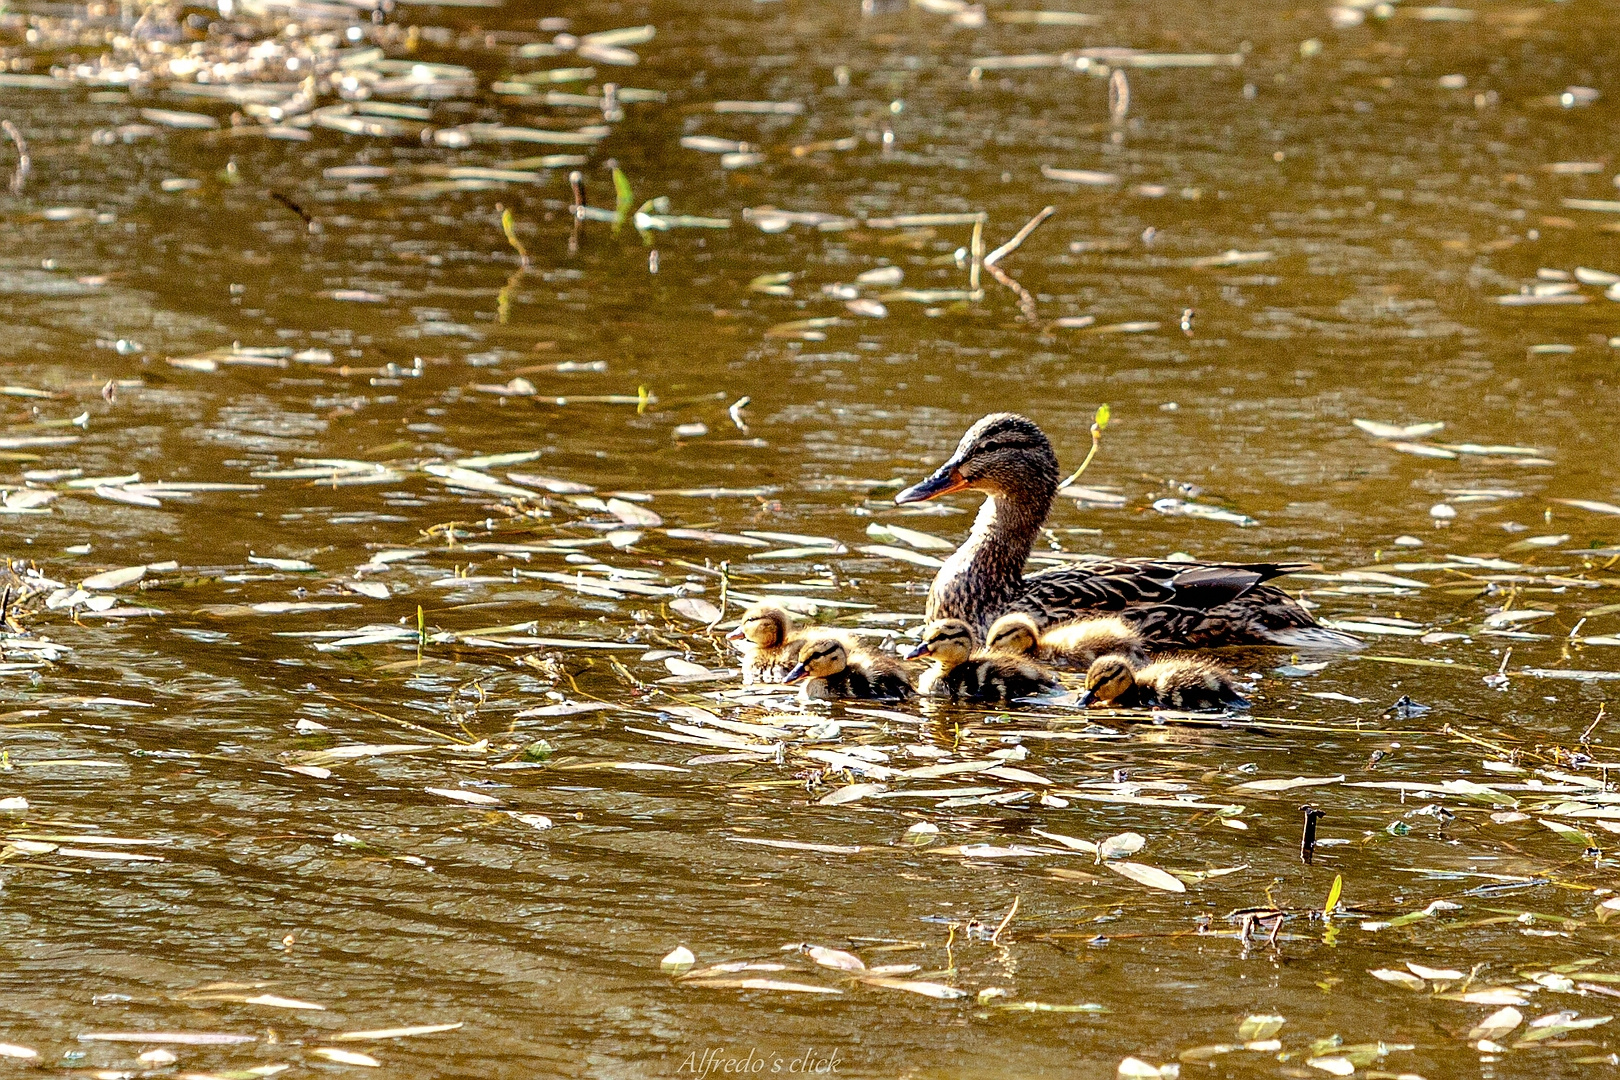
[903, 619, 975, 665]
[986, 612, 1040, 657]
[784, 636, 848, 682]
[894, 413, 1059, 504]
[1078, 654, 1137, 707]
[726, 602, 791, 648]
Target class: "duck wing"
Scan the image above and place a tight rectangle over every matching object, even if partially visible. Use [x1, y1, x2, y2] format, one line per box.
[1014, 559, 1310, 625]
[1125, 586, 1362, 650]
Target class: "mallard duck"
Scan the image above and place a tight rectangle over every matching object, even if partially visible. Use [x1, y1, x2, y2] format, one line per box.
[985, 611, 1148, 668]
[725, 602, 803, 684]
[893, 412, 1361, 650]
[904, 618, 1059, 703]
[784, 636, 917, 703]
[1077, 654, 1247, 711]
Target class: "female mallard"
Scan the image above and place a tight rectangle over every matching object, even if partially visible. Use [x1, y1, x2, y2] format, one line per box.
[905, 618, 1059, 703]
[985, 611, 1148, 668]
[784, 636, 917, 703]
[894, 413, 1360, 649]
[1077, 654, 1247, 712]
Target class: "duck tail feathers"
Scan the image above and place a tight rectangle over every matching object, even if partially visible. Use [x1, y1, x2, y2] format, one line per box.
[1263, 626, 1364, 651]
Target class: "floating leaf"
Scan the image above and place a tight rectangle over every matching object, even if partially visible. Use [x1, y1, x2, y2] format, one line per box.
[1369, 968, 1426, 990]
[1234, 775, 1345, 792]
[1098, 832, 1147, 860]
[331, 1023, 464, 1042]
[81, 565, 146, 590]
[805, 946, 865, 971]
[682, 978, 841, 995]
[424, 788, 503, 806]
[1406, 962, 1464, 981]
[1466, 1006, 1523, 1042]
[1105, 861, 1186, 893]
[817, 783, 886, 806]
[312, 1048, 381, 1067]
[1237, 1015, 1285, 1041]
[661, 946, 695, 974]
[858, 977, 967, 999]
[670, 597, 721, 623]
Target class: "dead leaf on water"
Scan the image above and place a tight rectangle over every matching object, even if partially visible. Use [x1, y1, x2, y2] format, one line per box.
[857, 976, 967, 999]
[682, 978, 841, 995]
[1104, 861, 1186, 892]
[331, 1023, 464, 1041]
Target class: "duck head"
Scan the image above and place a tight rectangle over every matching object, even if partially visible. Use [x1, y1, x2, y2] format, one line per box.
[1078, 654, 1137, 707]
[784, 636, 848, 682]
[894, 413, 1060, 505]
[904, 619, 975, 665]
[985, 612, 1040, 657]
[726, 602, 791, 648]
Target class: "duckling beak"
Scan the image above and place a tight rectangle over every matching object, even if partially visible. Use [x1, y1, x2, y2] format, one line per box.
[895, 463, 968, 504]
[783, 662, 809, 682]
[902, 642, 931, 660]
[724, 625, 746, 641]
[1075, 688, 1096, 708]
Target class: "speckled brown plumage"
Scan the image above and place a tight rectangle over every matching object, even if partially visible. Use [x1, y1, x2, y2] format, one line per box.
[907, 618, 1058, 704]
[986, 611, 1149, 668]
[786, 636, 917, 703]
[1080, 654, 1247, 712]
[894, 413, 1360, 650]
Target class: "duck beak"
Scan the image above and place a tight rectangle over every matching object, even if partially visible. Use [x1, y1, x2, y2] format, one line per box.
[783, 662, 809, 682]
[895, 462, 968, 504]
[1075, 688, 1096, 708]
[902, 643, 931, 661]
[724, 626, 746, 641]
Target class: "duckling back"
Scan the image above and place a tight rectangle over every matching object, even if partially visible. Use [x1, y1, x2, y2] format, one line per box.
[1039, 616, 1148, 667]
[845, 650, 918, 701]
[1135, 656, 1247, 711]
[939, 654, 1056, 703]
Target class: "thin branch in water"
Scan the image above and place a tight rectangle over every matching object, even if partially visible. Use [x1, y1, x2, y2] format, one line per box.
[268, 190, 318, 233]
[2, 120, 29, 195]
[985, 262, 1037, 322]
[1058, 404, 1111, 489]
[983, 205, 1056, 268]
[968, 217, 983, 292]
[568, 169, 586, 255]
[991, 895, 1020, 945]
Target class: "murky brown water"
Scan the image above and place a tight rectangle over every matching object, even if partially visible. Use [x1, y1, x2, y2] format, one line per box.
[1, 0, 1619, 1075]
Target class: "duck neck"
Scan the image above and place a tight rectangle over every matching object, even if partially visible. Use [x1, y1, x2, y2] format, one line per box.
[930, 487, 1050, 631]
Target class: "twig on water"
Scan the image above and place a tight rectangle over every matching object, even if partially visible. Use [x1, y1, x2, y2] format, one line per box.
[985, 262, 1037, 321]
[2, 120, 29, 196]
[983, 205, 1056, 268]
[991, 895, 1020, 945]
[1058, 404, 1111, 490]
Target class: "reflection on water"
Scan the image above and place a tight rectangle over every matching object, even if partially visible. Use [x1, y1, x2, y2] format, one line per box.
[1, 0, 1619, 1074]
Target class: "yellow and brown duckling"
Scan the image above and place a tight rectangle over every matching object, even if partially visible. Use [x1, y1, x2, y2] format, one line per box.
[985, 611, 1148, 668]
[783, 635, 917, 703]
[725, 602, 803, 684]
[1077, 654, 1247, 712]
[893, 412, 1361, 650]
[904, 618, 1059, 704]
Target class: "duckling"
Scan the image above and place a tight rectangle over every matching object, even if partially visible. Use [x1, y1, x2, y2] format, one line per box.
[904, 618, 1059, 704]
[893, 412, 1362, 650]
[985, 611, 1148, 668]
[1077, 654, 1247, 712]
[725, 602, 802, 684]
[784, 636, 917, 703]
